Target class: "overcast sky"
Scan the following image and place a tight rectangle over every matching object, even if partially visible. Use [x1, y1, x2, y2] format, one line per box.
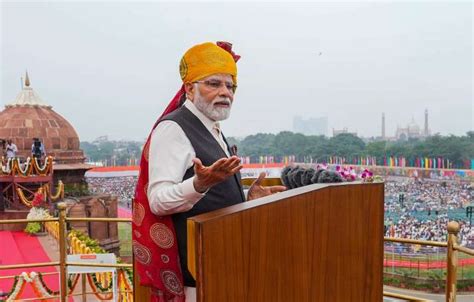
[1, 1, 472, 141]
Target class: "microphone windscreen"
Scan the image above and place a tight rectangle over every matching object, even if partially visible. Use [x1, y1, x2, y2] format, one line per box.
[311, 169, 324, 184]
[287, 166, 300, 189]
[280, 166, 292, 188]
[291, 167, 305, 188]
[317, 170, 344, 183]
[316, 170, 332, 183]
[302, 168, 315, 186]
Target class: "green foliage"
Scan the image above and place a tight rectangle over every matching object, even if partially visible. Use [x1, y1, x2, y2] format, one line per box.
[81, 140, 142, 165]
[458, 278, 474, 291]
[383, 276, 401, 286]
[227, 131, 473, 168]
[328, 133, 366, 158]
[25, 222, 41, 234]
[64, 183, 89, 197]
[427, 270, 445, 281]
[239, 133, 276, 160]
[118, 223, 132, 257]
[69, 229, 133, 277]
[81, 131, 474, 168]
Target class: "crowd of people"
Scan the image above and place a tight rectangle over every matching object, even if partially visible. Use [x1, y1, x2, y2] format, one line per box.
[85, 174, 474, 245]
[86, 176, 137, 208]
[385, 177, 473, 246]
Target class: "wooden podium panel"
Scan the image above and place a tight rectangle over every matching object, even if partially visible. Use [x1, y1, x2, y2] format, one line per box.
[187, 182, 384, 302]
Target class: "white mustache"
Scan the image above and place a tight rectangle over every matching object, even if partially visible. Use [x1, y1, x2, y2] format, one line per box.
[212, 98, 232, 105]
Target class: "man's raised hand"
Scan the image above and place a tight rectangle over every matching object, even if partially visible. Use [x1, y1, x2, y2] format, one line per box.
[247, 172, 287, 201]
[192, 156, 242, 193]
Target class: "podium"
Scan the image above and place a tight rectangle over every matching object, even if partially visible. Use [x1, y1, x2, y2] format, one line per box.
[186, 182, 384, 302]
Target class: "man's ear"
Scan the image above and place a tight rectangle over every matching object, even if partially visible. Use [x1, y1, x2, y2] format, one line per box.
[184, 82, 195, 102]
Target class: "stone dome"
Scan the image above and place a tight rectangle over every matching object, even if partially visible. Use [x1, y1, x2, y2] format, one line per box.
[407, 117, 421, 135]
[0, 73, 85, 164]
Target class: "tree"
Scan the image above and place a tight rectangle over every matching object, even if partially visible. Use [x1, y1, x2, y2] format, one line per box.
[81, 131, 473, 168]
[328, 133, 366, 158]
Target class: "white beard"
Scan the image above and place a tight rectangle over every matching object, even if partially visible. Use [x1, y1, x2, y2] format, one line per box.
[193, 89, 232, 121]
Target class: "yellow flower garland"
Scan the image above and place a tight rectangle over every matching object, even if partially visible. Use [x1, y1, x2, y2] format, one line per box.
[1, 156, 53, 176]
[16, 181, 64, 208]
[16, 187, 44, 208]
[68, 232, 134, 301]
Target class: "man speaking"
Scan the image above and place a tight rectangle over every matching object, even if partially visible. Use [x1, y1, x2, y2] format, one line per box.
[132, 42, 285, 301]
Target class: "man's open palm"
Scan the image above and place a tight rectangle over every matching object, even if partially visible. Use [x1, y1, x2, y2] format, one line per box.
[193, 156, 242, 193]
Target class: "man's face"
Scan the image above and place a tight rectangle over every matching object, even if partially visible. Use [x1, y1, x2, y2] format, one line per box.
[186, 73, 235, 121]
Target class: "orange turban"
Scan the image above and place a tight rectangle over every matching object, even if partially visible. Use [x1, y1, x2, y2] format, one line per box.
[179, 42, 238, 84]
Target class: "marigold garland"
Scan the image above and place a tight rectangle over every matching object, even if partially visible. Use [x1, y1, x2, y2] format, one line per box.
[16, 187, 44, 208]
[33, 156, 53, 175]
[68, 230, 134, 301]
[0, 156, 53, 177]
[11, 157, 33, 176]
[0, 272, 79, 301]
[86, 274, 113, 300]
[16, 181, 64, 208]
[0, 157, 12, 175]
[44, 181, 65, 201]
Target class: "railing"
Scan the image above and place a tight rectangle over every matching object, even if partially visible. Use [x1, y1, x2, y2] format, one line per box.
[384, 221, 474, 302]
[1, 201, 474, 301]
[0, 202, 133, 302]
[382, 291, 434, 302]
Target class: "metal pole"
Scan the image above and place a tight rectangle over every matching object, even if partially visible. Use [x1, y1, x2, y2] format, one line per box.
[0, 182, 4, 211]
[82, 274, 87, 302]
[392, 244, 394, 273]
[446, 221, 460, 302]
[58, 202, 67, 302]
[418, 259, 420, 277]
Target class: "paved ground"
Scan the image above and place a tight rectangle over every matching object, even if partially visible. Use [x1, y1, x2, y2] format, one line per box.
[384, 285, 474, 301]
[39, 235, 86, 301]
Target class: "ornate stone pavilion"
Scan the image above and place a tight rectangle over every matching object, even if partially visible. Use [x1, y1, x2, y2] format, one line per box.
[0, 73, 119, 253]
[0, 72, 91, 184]
[0, 72, 85, 163]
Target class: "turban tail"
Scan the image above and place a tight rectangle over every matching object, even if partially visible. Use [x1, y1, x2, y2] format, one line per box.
[132, 42, 239, 301]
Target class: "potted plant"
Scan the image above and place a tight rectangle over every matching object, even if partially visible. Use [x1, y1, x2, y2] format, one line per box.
[24, 222, 42, 235]
[24, 190, 49, 236]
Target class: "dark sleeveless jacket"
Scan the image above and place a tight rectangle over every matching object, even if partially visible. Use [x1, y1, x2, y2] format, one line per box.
[160, 106, 245, 287]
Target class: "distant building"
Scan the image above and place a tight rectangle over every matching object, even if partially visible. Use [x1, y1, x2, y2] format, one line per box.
[293, 116, 328, 136]
[93, 135, 109, 143]
[382, 113, 386, 140]
[332, 127, 357, 137]
[379, 110, 431, 141]
[395, 117, 424, 140]
[424, 109, 430, 137]
[395, 111, 431, 141]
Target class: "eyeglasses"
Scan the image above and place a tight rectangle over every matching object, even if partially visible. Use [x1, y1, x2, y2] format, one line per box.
[193, 80, 237, 94]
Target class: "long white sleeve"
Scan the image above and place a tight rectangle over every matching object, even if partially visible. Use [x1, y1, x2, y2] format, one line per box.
[147, 120, 205, 216]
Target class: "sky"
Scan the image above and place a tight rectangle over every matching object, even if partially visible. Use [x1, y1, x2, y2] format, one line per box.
[1, 1, 472, 141]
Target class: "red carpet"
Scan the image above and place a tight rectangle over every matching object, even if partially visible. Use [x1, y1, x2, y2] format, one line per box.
[0, 231, 59, 300]
[118, 206, 132, 218]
